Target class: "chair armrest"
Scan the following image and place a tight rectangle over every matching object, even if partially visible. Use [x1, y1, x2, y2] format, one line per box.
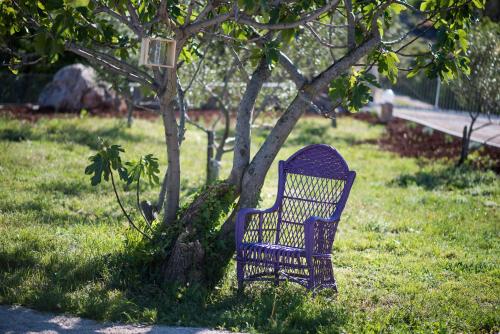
[304, 216, 340, 256]
[235, 207, 278, 247]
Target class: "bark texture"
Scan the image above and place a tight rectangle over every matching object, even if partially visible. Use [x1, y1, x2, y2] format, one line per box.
[228, 57, 272, 191]
[206, 130, 218, 183]
[162, 182, 235, 283]
[160, 68, 181, 225]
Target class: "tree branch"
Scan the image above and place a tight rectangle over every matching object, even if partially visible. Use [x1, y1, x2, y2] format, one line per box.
[126, 0, 144, 37]
[65, 42, 155, 89]
[310, 34, 381, 92]
[194, 2, 214, 23]
[304, 23, 347, 49]
[183, 0, 196, 27]
[228, 55, 272, 188]
[344, 0, 356, 50]
[229, 47, 250, 82]
[92, 1, 142, 37]
[278, 52, 306, 87]
[184, 12, 232, 36]
[236, 1, 340, 30]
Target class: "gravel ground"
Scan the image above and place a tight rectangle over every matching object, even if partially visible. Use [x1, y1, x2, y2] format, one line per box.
[0, 305, 239, 334]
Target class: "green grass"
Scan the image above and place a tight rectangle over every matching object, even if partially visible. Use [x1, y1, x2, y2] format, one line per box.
[0, 114, 499, 333]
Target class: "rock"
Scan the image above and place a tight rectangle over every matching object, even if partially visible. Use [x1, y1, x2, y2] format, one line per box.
[38, 64, 116, 111]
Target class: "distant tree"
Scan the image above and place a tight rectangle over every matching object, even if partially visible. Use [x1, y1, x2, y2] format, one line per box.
[452, 19, 500, 164]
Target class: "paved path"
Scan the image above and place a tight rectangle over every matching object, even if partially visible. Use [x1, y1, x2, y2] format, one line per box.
[0, 305, 238, 334]
[393, 108, 500, 148]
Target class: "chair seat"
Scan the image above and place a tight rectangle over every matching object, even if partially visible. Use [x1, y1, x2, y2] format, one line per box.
[239, 242, 306, 267]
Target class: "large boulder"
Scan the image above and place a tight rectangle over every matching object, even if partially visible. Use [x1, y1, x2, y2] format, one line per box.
[38, 64, 116, 111]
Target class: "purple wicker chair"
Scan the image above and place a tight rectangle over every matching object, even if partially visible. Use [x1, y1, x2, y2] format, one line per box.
[235, 144, 356, 292]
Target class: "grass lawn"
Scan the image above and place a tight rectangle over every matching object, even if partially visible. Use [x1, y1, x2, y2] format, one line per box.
[0, 114, 498, 333]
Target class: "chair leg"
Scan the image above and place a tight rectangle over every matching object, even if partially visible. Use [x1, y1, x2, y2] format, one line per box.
[307, 265, 315, 291]
[331, 268, 338, 293]
[237, 260, 244, 292]
[274, 264, 280, 286]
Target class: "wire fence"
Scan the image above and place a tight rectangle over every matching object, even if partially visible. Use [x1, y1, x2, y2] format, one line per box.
[382, 73, 481, 114]
[0, 70, 485, 117]
[0, 73, 53, 104]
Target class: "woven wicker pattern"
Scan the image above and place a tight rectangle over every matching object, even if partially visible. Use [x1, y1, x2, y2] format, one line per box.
[236, 144, 356, 292]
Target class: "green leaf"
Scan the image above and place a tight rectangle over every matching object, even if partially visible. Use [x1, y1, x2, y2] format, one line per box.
[179, 47, 193, 63]
[361, 73, 381, 88]
[456, 29, 468, 52]
[420, 0, 431, 11]
[472, 0, 484, 9]
[118, 167, 129, 182]
[9, 24, 19, 35]
[85, 154, 105, 186]
[46, 0, 64, 10]
[350, 83, 371, 111]
[378, 51, 400, 84]
[389, 3, 406, 14]
[8, 66, 19, 75]
[65, 0, 90, 8]
[281, 29, 296, 44]
[377, 19, 384, 37]
[328, 75, 349, 102]
[33, 32, 49, 54]
[407, 68, 419, 78]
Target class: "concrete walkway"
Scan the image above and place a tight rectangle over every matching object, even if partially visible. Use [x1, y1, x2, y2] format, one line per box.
[0, 305, 238, 334]
[393, 108, 500, 148]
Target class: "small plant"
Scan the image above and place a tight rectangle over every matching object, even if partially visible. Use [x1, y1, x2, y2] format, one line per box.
[85, 138, 160, 240]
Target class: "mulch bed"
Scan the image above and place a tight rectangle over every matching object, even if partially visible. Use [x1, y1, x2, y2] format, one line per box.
[0, 104, 221, 124]
[352, 112, 500, 173]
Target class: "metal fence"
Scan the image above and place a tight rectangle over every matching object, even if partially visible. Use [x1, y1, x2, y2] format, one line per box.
[382, 73, 480, 114]
[0, 70, 485, 116]
[0, 73, 53, 104]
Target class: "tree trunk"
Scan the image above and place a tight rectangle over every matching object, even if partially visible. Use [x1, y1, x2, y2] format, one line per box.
[228, 57, 272, 191]
[331, 115, 337, 128]
[162, 182, 236, 284]
[458, 113, 478, 166]
[458, 125, 469, 165]
[211, 96, 312, 279]
[160, 68, 181, 225]
[126, 99, 133, 128]
[206, 130, 219, 184]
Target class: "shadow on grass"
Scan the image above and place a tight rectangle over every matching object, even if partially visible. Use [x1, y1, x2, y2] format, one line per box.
[391, 165, 498, 191]
[0, 124, 32, 142]
[0, 122, 145, 150]
[0, 231, 348, 333]
[38, 179, 93, 196]
[286, 124, 377, 147]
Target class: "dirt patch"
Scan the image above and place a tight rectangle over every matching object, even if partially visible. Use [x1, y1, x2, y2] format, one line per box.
[352, 113, 500, 173]
[350, 111, 379, 124]
[0, 103, 224, 124]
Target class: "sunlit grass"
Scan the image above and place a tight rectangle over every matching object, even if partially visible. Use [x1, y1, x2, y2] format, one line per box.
[0, 114, 498, 333]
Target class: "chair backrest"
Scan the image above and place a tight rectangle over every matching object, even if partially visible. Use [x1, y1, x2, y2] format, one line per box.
[276, 144, 355, 248]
